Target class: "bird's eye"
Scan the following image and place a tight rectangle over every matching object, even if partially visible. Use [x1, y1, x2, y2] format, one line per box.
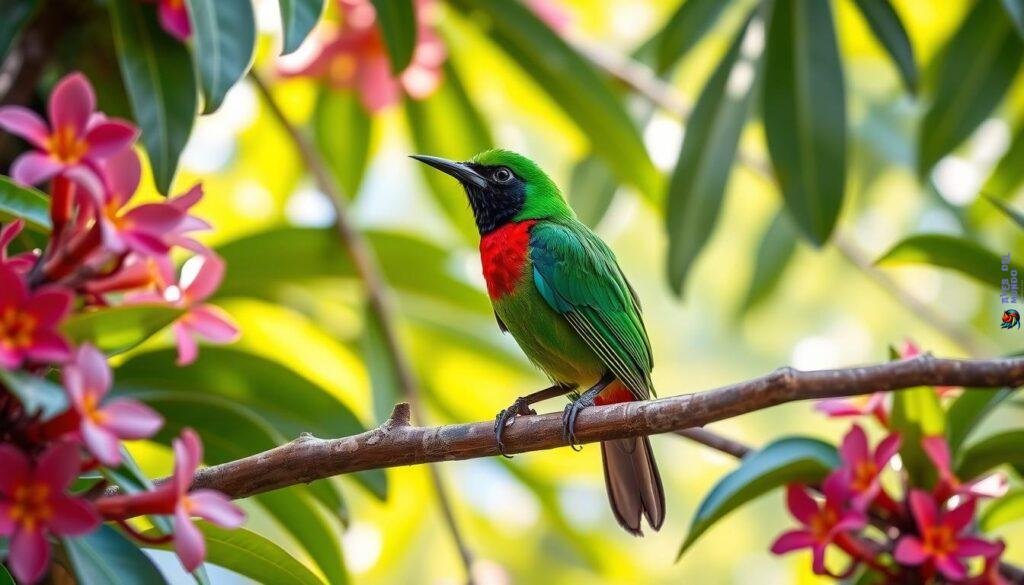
[493, 167, 514, 184]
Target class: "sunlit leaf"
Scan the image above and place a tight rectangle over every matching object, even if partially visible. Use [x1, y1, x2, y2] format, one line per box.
[184, 0, 256, 114]
[981, 489, 1024, 530]
[983, 123, 1024, 202]
[371, 0, 416, 73]
[655, 0, 729, 73]
[667, 9, 762, 295]
[0, 369, 66, 419]
[678, 437, 838, 558]
[741, 209, 798, 314]
[279, 0, 326, 55]
[108, 0, 198, 194]
[0, 0, 37, 61]
[0, 176, 50, 232]
[918, 0, 1022, 178]
[956, 429, 1024, 480]
[362, 308, 403, 425]
[763, 0, 847, 245]
[876, 233, 1022, 288]
[948, 388, 1017, 453]
[568, 155, 617, 229]
[314, 88, 373, 198]
[63, 525, 167, 585]
[62, 305, 182, 355]
[987, 196, 1024, 229]
[1000, 0, 1024, 38]
[891, 386, 945, 487]
[852, 0, 918, 93]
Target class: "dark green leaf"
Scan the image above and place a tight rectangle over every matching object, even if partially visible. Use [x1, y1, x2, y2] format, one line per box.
[891, 386, 945, 486]
[655, 0, 729, 73]
[0, 369, 67, 419]
[62, 305, 182, 355]
[371, 0, 416, 73]
[763, 0, 847, 245]
[279, 0, 326, 55]
[0, 563, 11, 585]
[406, 59, 492, 241]
[0, 0, 37, 59]
[741, 209, 798, 313]
[568, 155, 617, 229]
[447, 0, 659, 196]
[1000, 0, 1024, 38]
[918, 0, 1022, 177]
[983, 123, 1024, 201]
[956, 429, 1024, 479]
[314, 88, 373, 198]
[667, 9, 762, 295]
[678, 437, 838, 557]
[184, 0, 256, 114]
[852, 0, 918, 93]
[987, 195, 1024, 229]
[876, 233, 1023, 288]
[980, 489, 1024, 530]
[63, 525, 167, 585]
[948, 388, 1017, 452]
[108, 0, 198, 194]
[0, 176, 49, 232]
[145, 524, 323, 585]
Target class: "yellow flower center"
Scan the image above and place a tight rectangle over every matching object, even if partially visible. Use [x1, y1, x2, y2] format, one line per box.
[329, 55, 358, 85]
[922, 525, 956, 556]
[9, 482, 53, 532]
[852, 460, 877, 492]
[809, 507, 838, 540]
[46, 125, 89, 164]
[82, 391, 107, 424]
[0, 306, 37, 350]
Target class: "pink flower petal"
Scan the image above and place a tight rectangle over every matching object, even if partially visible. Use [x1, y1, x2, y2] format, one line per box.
[810, 544, 828, 575]
[183, 254, 225, 303]
[186, 305, 240, 343]
[123, 231, 171, 256]
[173, 428, 202, 494]
[10, 152, 63, 186]
[956, 537, 1003, 558]
[170, 184, 203, 211]
[159, 1, 192, 41]
[82, 419, 123, 466]
[49, 72, 95, 135]
[84, 119, 137, 159]
[964, 473, 1010, 499]
[894, 536, 928, 565]
[35, 442, 82, 490]
[0, 502, 14, 535]
[0, 107, 50, 148]
[873, 433, 902, 468]
[935, 554, 967, 581]
[173, 508, 205, 572]
[785, 485, 818, 525]
[75, 344, 112, 397]
[0, 445, 30, 494]
[946, 498, 976, 532]
[188, 490, 246, 527]
[124, 203, 185, 235]
[921, 435, 954, 481]
[908, 490, 938, 531]
[0, 346, 22, 369]
[0, 264, 28, 307]
[24, 330, 72, 363]
[101, 148, 142, 207]
[48, 494, 100, 536]
[840, 424, 869, 465]
[10, 527, 50, 584]
[102, 399, 164, 439]
[25, 287, 73, 327]
[173, 321, 199, 366]
[62, 165, 106, 204]
[770, 529, 815, 554]
[356, 56, 402, 112]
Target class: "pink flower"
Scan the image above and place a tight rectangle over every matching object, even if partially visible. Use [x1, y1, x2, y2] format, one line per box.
[814, 392, 888, 426]
[894, 491, 1002, 581]
[0, 220, 37, 273]
[62, 344, 163, 465]
[167, 252, 239, 366]
[0, 443, 100, 584]
[155, 0, 191, 41]
[922, 435, 1008, 501]
[0, 72, 136, 187]
[835, 425, 900, 509]
[0, 264, 72, 368]
[770, 476, 867, 576]
[278, 0, 446, 112]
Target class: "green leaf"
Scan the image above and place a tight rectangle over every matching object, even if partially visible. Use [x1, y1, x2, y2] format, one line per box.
[447, 0, 659, 196]
[763, 0, 847, 245]
[956, 429, 1024, 480]
[947, 388, 1017, 452]
[146, 524, 324, 585]
[983, 123, 1024, 201]
[115, 347, 386, 499]
[987, 195, 1024, 229]
[63, 525, 167, 585]
[0, 563, 11, 585]
[876, 233, 1023, 288]
[741, 209, 798, 313]
[1000, 0, 1024, 38]
[370, 0, 416, 73]
[980, 489, 1024, 530]
[667, 9, 762, 295]
[362, 308, 402, 425]
[655, 0, 729, 73]
[62, 305, 183, 355]
[918, 0, 1022, 178]
[314, 88, 373, 198]
[0, 0, 37, 59]
[184, 0, 256, 114]
[406, 59, 492, 242]
[891, 386, 945, 487]
[0, 176, 50, 232]
[852, 0, 917, 93]
[279, 0, 326, 55]
[678, 437, 838, 558]
[568, 155, 617, 229]
[108, 0, 198, 194]
[0, 369, 67, 419]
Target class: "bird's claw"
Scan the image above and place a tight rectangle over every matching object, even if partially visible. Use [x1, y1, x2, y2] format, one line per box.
[493, 397, 538, 458]
[561, 396, 593, 452]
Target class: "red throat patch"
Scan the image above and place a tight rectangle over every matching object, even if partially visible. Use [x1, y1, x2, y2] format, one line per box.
[479, 220, 536, 299]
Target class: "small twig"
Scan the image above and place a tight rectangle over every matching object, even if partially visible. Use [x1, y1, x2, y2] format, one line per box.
[675, 427, 752, 459]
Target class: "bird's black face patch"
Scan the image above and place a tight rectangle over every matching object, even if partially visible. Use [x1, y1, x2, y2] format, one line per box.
[462, 164, 526, 234]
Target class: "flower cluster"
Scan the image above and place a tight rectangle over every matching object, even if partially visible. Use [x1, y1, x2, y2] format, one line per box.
[0, 72, 242, 583]
[772, 341, 1009, 583]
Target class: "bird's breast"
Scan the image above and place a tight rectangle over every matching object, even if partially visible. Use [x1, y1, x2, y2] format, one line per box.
[479, 220, 536, 300]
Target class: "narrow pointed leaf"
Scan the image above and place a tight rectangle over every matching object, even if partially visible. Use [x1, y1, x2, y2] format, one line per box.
[656, 0, 729, 73]
[371, 0, 416, 73]
[314, 88, 373, 198]
[741, 209, 798, 313]
[568, 155, 617, 228]
[185, 0, 256, 114]
[947, 387, 1017, 453]
[918, 0, 1022, 178]
[363, 307, 402, 425]
[956, 429, 1024, 480]
[678, 437, 838, 557]
[667, 9, 763, 295]
[64, 526, 167, 585]
[61, 305, 183, 355]
[987, 195, 1024, 229]
[852, 0, 917, 93]
[980, 489, 1024, 530]
[279, 0, 326, 55]
[983, 123, 1024, 201]
[876, 233, 1023, 288]
[763, 0, 847, 245]
[0, 176, 49, 232]
[109, 0, 198, 194]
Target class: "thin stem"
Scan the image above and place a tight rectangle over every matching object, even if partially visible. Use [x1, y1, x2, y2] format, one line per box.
[248, 72, 476, 583]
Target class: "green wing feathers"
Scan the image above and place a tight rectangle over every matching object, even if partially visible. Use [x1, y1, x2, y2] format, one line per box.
[530, 221, 654, 399]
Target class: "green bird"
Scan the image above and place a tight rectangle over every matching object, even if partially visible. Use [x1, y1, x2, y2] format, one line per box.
[412, 149, 664, 536]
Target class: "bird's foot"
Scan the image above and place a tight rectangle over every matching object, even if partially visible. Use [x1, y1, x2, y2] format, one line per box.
[494, 397, 538, 458]
[561, 394, 596, 452]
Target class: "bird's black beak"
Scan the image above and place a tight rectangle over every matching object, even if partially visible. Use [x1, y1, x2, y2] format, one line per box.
[410, 155, 488, 189]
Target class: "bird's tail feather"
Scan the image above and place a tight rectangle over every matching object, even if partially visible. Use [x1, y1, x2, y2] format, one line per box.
[600, 436, 665, 536]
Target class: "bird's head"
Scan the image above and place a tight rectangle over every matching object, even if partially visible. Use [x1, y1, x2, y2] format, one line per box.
[411, 149, 573, 234]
